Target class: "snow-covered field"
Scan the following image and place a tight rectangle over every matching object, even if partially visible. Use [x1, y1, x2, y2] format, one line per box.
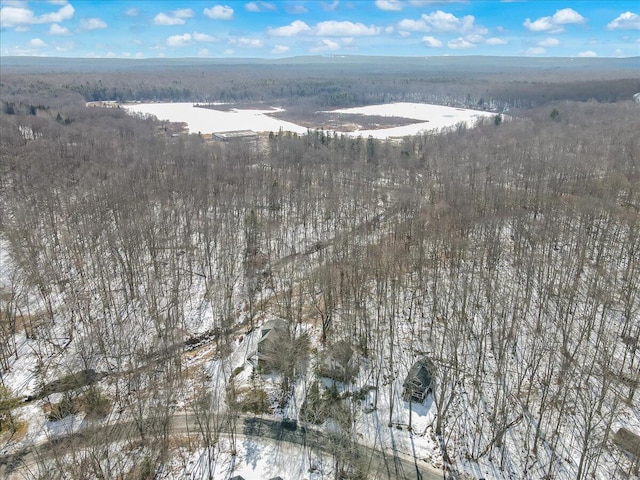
[124, 103, 308, 136]
[327, 103, 495, 138]
[123, 102, 494, 139]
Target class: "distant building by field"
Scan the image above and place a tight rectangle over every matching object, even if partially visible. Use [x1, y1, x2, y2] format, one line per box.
[213, 130, 258, 144]
[158, 121, 188, 137]
[634, 92, 640, 104]
[86, 101, 119, 108]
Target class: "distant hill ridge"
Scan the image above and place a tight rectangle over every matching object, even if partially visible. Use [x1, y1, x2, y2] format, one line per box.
[1, 55, 638, 73]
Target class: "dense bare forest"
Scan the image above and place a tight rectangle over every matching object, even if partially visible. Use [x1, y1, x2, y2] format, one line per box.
[0, 58, 639, 479]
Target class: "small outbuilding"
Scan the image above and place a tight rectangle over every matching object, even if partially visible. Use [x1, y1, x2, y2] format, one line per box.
[318, 340, 358, 382]
[213, 130, 258, 146]
[403, 358, 435, 403]
[613, 427, 640, 459]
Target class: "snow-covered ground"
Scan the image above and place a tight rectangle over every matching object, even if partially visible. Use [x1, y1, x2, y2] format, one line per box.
[166, 437, 335, 480]
[327, 103, 495, 138]
[123, 102, 494, 139]
[124, 103, 308, 136]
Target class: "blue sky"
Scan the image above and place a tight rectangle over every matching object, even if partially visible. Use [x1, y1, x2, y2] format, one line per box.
[1, 1, 639, 58]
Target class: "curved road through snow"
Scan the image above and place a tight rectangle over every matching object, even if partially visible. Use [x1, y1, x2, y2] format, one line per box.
[1, 413, 447, 480]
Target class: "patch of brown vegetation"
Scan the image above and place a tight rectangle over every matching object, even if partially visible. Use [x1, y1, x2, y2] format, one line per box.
[0, 420, 28, 444]
[267, 109, 420, 131]
[194, 102, 273, 111]
[0, 307, 45, 335]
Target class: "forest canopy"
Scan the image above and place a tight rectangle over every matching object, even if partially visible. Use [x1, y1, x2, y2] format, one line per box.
[0, 57, 639, 479]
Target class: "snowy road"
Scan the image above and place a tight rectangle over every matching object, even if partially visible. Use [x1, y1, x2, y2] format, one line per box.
[1, 413, 446, 480]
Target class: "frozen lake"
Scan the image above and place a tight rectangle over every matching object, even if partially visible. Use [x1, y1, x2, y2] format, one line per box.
[124, 102, 494, 139]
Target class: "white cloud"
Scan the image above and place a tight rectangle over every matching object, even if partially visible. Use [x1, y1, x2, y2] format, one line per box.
[48, 1, 69, 5]
[49, 23, 69, 35]
[538, 37, 559, 47]
[311, 38, 340, 52]
[38, 4, 74, 23]
[230, 37, 264, 48]
[271, 44, 290, 54]
[268, 19, 381, 38]
[409, 0, 465, 4]
[607, 11, 640, 30]
[552, 8, 585, 25]
[0, 4, 74, 28]
[198, 48, 210, 57]
[398, 11, 485, 34]
[315, 20, 380, 36]
[29, 37, 47, 47]
[376, 0, 403, 12]
[485, 37, 507, 45]
[174, 9, 195, 18]
[166, 32, 219, 47]
[55, 41, 74, 52]
[523, 16, 554, 32]
[80, 17, 107, 30]
[448, 37, 475, 49]
[524, 8, 585, 32]
[267, 20, 311, 36]
[397, 18, 426, 32]
[134, 52, 144, 58]
[245, 1, 276, 12]
[421, 36, 442, 47]
[398, 30, 411, 37]
[526, 47, 546, 55]
[193, 32, 217, 42]
[320, 1, 340, 12]
[425, 10, 485, 33]
[224, 49, 234, 55]
[465, 34, 484, 43]
[125, 8, 139, 17]
[614, 48, 625, 57]
[577, 50, 597, 57]
[0, 8, 34, 28]
[323, 39, 340, 50]
[203, 5, 234, 20]
[154, 13, 184, 25]
[153, 8, 194, 25]
[166, 33, 192, 47]
[285, 5, 308, 14]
